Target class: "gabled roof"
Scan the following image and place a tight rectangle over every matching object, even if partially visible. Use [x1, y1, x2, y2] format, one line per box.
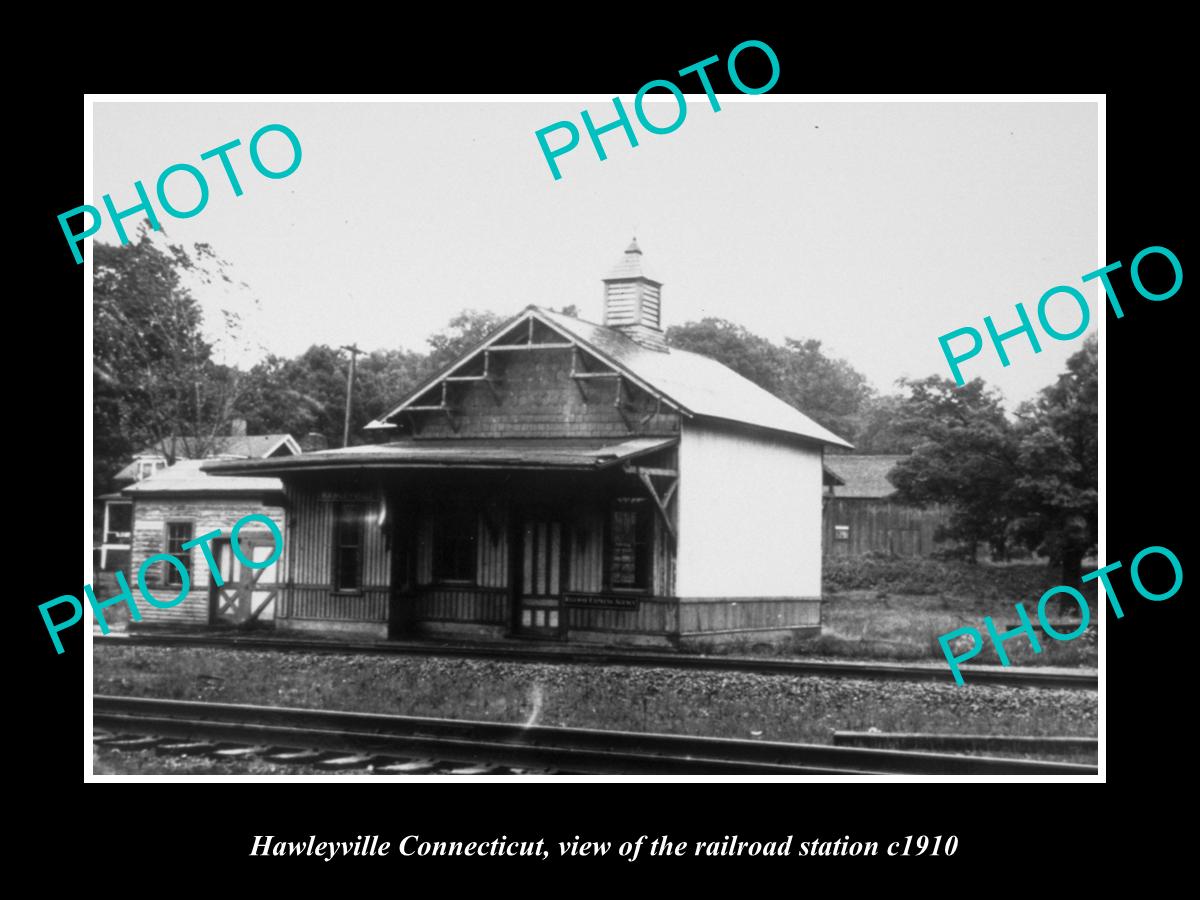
[122, 459, 285, 496]
[368, 306, 852, 448]
[823, 454, 909, 499]
[115, 434, 300, 482]
[130, 434, 300, 459]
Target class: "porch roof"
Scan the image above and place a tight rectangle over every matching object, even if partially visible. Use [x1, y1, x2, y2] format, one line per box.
[122, 459, 285, 496]
[203, 437, 678, 476]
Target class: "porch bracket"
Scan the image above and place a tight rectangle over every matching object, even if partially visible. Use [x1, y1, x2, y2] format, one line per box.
[614, 376, 636, 433]
[627, 465, 678, 545]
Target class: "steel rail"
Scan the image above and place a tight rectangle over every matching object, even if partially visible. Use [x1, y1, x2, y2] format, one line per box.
[94, 695, 1097, 776]
[833, 731, 1098, 754]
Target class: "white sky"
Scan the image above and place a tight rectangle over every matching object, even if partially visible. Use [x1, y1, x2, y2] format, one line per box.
[92, 99, 1098, 406]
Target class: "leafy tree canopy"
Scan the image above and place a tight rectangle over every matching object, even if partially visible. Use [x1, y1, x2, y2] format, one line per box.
[666, 318, 871, 442]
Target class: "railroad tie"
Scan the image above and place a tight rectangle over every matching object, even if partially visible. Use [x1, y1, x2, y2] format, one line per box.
[211, 745, 269, 759]
[315, 755, 377, 771]
[156, 741, 218, 756]
[373, 759, 437, 774]
[265, 749, 325, 764]
[101, 736, 163, 750]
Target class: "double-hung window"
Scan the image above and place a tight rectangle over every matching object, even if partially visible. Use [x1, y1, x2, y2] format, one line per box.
[333, 503, 365, 591]
[165, 522, 193, 586]
[607, 497, 651, 591]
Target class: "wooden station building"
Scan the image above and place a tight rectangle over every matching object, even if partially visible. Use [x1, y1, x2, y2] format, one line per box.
[209, 241, 852, 647]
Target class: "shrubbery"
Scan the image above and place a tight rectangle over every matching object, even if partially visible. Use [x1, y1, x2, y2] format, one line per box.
[822, 555, 1085, 603]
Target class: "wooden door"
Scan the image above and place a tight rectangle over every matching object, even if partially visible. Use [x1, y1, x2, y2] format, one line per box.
[517, 517, 565, 638]
[208, 536, 280, 627]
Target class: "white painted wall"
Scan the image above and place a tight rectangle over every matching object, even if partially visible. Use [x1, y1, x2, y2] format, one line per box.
[675, 421, 823, 598]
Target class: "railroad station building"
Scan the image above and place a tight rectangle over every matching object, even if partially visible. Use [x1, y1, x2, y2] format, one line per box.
[209, 241, 851, 647]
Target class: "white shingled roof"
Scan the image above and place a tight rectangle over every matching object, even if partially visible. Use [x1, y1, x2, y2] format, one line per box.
[122, 459, 285, 495]
[537, 309, 853, 447]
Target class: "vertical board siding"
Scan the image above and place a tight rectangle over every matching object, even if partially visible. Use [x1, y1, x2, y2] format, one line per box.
[563, 596, 677, 634]
[415, 587, 509, 623]
[280, 485, 390, 623]
[477, 514, 508, 588]
[823, 498, 950, 558]
[652, 513, 675, 597]
[287, 588, 389, 621]
[548, 523, 560, 595]
[567, 508, 604, 593]
[416, 518, 433, 584]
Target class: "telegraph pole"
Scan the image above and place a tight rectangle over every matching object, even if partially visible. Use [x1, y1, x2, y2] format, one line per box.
[340, 343, 362, 448]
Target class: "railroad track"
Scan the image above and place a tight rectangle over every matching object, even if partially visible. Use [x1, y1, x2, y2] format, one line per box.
[834, 731, 1097, 755]
[93, 696, 1097, 775]
[96, 633, 1097, 690]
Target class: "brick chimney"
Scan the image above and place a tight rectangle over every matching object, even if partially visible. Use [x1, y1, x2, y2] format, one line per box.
[602, 238, 667, 351]
[230, 417, 247, 436]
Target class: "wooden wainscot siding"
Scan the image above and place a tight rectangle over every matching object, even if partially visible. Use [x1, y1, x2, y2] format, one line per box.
[279, 485, 389, 630]
[129, 497, 285, 626]
[414, 587, 509, 624]
[823, 498, 950, 558]
[677, 597, 820, 638]
[563, 596, 679, 646]
[410, 345, 679, 440]
[412, 508, 510, 628]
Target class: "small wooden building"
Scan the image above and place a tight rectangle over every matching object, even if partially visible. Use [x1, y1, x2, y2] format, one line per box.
[98, 430, 299, 572]
[121, 435, 299, 628]
[822, 454, 950, 557]
[210, 241, 851, 647]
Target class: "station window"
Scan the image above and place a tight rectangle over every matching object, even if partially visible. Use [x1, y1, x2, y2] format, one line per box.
[608, 497, 651, 591]
[333, 503, 365, 591]
[834, 525, 850, 541]
[165, 522, 194, 586]
[433, 511, 477, 584]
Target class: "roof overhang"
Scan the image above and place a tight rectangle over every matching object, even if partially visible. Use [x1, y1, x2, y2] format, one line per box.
[204, 437, 679, 477]
[822, 464, 846, 487]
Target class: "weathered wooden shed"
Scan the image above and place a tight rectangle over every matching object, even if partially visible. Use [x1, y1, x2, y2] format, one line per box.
[822, 454, 950, 557]
[209, 241, 851, 647]
[123, 454, 293, 628]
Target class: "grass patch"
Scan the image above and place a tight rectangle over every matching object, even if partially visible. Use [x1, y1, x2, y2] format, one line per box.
[809, 558, 1098, 667]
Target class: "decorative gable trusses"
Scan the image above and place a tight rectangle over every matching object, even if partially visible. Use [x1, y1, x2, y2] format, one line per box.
[367, 307, 688, 435]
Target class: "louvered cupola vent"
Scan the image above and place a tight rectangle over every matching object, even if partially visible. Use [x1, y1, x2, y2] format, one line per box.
[602, 238, 668, 352]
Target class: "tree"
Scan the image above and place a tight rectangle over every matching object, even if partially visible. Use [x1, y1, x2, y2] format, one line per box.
[888, 376, 1020, 560]
[239, 345, 349, 445]
[425, 309, 508, 373]
[93, 229, 245, 491]
[850, 393, 919, 454]
[238, 310, 506, 448]
[665, 318, 871, 441]
[1010, 336, 1098, 584]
